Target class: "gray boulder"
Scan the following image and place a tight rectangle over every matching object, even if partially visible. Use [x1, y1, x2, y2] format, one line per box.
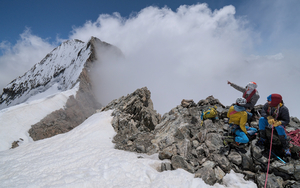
[195, 166, 217, 185]
[171, 155, 195, 173]
[228, 151, 242, 165]
[256, 173, 284, 188]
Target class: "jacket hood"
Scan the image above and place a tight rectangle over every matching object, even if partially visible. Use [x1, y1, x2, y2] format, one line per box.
[234, 105, 246, 112]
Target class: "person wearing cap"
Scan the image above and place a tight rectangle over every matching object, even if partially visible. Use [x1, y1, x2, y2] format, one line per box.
[226, 97, 258, 146]
[256, 94, 291, 156]
[227, 81, 260, 122]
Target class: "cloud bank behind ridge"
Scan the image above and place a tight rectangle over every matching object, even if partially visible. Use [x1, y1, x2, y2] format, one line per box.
[1, 3, 299, 117]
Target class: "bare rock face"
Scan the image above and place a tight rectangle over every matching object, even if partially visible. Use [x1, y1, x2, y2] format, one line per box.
[28, 68, 101, 140]
[101, 87, 161, 153]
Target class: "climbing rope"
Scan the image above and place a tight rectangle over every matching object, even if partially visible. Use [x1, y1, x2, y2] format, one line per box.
[286, 129, 300, 147]
[286, 128, 300, 157]
[264, 125, 274, 188]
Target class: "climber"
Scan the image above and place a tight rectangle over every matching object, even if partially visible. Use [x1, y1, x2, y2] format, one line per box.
[256, 94, 291, 156]
[226, 98, 258, 146]
[227, 81, 260, 122]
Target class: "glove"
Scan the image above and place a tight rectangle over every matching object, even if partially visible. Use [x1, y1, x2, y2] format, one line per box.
[268, 119, 275, 125]
[273, 121, 282, 127]
[267, 116, 275, 125]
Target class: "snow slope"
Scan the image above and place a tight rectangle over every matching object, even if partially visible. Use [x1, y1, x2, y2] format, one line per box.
[0, 83, 79, 151]
[0, 39, 91, 110]
[0, 96, 257, 188]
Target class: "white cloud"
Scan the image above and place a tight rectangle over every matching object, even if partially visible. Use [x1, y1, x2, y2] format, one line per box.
[70, 4, 254, 113]
[0, 28, 55, 90]
[1, 3, 299, 118]
[70, 4, 300, 117]
[267, 53, 284, 60]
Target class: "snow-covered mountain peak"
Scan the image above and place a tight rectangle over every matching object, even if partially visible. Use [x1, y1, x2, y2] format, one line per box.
[0, 37, 114, 110]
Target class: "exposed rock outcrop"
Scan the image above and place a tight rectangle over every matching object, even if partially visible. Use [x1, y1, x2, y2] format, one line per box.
[28, 68, 101, 140]
[102, 89, 300, 188]
[101, 87, 161, 153]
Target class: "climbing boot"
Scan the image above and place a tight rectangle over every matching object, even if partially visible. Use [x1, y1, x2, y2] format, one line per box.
[256, 137, 265, 150]
[279, 135, 291, 157]
[284, 148, 291, 156]
[255, 130, 266, 149]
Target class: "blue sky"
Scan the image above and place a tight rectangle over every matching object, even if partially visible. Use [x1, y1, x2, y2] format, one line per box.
[0, 0, 300, 117]
[1, 0, 245, 44]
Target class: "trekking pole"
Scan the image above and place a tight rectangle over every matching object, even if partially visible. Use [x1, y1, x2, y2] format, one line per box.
[271, 151, 286, 164]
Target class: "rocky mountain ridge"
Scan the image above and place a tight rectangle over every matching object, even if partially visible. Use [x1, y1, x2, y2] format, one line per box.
[101, 87, 300, 188]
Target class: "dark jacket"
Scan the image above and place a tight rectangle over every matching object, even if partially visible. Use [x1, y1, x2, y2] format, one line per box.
[230, 83, 260, 110]
[261, 102, 290, 126]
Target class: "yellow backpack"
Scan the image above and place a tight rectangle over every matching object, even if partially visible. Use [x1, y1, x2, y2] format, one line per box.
[201, 106, 218, 125]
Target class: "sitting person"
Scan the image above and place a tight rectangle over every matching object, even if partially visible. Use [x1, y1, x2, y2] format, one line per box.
[227, 98, 258, 146]
[257, 94, 291, 156]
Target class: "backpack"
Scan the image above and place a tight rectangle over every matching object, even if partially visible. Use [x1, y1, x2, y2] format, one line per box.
[201, 106, 218, 125]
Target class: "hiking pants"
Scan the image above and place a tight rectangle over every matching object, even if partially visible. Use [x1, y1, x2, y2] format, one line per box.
[232, 126, 257, 144]
[259, 117, 287, 139]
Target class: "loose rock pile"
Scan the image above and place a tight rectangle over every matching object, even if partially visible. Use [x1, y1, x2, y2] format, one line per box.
[100, 87, 161, 153]
[102, 87, 300, 188]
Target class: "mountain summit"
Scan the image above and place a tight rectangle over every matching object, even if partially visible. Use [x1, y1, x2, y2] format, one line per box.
[0, 37, 123, 141]
[0, 37, 122, 110]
